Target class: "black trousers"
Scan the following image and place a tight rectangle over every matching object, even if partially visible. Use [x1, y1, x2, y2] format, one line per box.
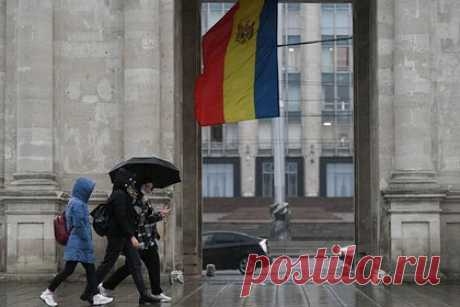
[103, 247, 163, 295]
[48, 261, 97, 297]
[93, 236, 147, 296]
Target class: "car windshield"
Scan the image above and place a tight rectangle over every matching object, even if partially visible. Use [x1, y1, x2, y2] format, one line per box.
[213, 233, 236, 244]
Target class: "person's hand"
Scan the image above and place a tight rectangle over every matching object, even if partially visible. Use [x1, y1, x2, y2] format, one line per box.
[159, 207, 171, 218]
[131, 236, 140, 249]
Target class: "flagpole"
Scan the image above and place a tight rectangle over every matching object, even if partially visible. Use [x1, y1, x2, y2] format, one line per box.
[270, 3, 290, 241]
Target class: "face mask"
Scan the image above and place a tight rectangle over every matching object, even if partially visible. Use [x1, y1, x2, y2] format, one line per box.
[126, 183, 138, 202]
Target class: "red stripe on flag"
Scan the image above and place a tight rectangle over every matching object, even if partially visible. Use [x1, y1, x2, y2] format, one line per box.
[195, 4, 239, 126]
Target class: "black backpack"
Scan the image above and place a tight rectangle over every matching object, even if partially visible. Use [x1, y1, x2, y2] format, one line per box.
[90, 203, 111, 236]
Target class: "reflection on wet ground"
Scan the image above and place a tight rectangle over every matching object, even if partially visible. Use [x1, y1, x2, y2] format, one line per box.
[1, 271, 459, 307]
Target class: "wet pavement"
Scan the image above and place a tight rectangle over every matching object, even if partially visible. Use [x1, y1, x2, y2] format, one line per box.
[1, 271, 459, 307]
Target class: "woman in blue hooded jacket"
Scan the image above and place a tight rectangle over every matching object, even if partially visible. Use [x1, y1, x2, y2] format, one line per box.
[40, 177, 113, 307]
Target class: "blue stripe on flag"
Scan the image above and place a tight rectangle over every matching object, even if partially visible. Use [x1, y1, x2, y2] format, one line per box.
[254, 0, 279, 119]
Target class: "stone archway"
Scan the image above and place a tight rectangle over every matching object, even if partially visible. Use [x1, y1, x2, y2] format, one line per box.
[177, 0, 375, 276]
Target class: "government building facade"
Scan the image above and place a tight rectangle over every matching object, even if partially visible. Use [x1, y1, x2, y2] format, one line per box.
[0, 0, 460, 281]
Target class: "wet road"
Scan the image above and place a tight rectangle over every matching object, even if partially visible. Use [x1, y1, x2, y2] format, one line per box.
[1, 272, 459, 307]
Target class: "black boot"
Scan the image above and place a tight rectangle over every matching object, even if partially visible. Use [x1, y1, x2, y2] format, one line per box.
[139, 293, 161, 305]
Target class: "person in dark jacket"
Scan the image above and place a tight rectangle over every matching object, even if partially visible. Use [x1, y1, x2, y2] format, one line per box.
[85, 168, 160, 305]
[40, 177, 113, 307]
[97, 182, 172, 302]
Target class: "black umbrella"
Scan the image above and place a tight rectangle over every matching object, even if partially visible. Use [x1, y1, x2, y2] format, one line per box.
[109, 157, 181, 189]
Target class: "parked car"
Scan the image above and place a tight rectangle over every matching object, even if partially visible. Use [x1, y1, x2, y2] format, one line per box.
[202, 231, 269, 274]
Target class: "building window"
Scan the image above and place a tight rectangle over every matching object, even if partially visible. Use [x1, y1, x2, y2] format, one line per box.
[211, 125, 223, 143]
[321, 71, 352, 125]
[202, 158, 240, 197]
[337, 46, 350, 70]
[321, 37, 334, 73]
[286, 162, 298, 197]
[320, 157, 353, 197]
[337, 73, 351, 103]
[256, 157, 304, 198]
[335, 4, 351, 35]
[282, 35, 301, 70]
[203, 3, 233, 32]
[320, 4, 335, 35]
[262, 162, 274, 197]
[284, 34, 301, 46]
[287, 3, 300, 12]
[286, 73, 301, 112]
[321, 72, 335, 103]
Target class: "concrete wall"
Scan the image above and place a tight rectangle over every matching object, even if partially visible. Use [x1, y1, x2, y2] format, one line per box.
[54, 0, 124, 189]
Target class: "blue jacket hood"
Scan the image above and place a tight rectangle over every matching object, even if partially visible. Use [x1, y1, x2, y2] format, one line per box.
[71, 177, 96, 203]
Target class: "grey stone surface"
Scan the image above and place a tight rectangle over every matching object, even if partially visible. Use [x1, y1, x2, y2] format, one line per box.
[1, 273, 460, 307]
[180, 0, 202, 277]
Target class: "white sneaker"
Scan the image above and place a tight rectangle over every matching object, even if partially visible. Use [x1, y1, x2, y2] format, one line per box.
[97, 283, 112, 298]
[151, 293, 172, 302]
[91, 294, 113, 306]
[40, 289, 58, 307]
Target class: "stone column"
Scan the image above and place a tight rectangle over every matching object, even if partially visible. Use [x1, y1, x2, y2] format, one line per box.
[12, 0, 56, 188]
[156, 0, 178, 274]
[0, 0, 5, 273]
[1, 0, 59, 275]
[300, 4, 321, 197]
[160, 0, 175, 162]
[181, 0, 202, 277]
[383, 0, 442, 275]
[391, 0, 436, 186]
[239, 121, 257, 197]
[0, 0, 5, 188]
[123, 0, 161, 158]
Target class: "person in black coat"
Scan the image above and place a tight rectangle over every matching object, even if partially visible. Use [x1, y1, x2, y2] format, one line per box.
[97, 182, 172, 302]
[83, 168, 160, 305]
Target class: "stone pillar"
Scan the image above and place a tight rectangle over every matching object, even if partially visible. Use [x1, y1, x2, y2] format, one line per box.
[123, 0, 161, 158]
[160, 0, 176, 162]
[156, 0, 179, 274]
[11, 0, 56, 188]
[172, 0, 184, 273]
[383, 0, 442, 274]
[0, 0, 5, 188]
[239, 121, 257, 197]
[300, 4, 321, 197]
[0, 0, 5, 272]
[1, 0, 59, 276]
[181, 0, 202, 277]
[391, 0, 436, 185]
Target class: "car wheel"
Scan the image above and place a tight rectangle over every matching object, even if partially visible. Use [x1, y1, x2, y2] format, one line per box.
[238, 257, 248, 275]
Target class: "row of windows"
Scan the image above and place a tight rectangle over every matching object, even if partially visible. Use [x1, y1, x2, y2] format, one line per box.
[202, 157, 354, 198]
[205, 125, 353, 147]
[201, 3, 352, 35]
[282, 71, 352, 113]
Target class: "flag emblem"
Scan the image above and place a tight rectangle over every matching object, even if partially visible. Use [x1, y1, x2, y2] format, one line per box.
[236, 20, 255, 44]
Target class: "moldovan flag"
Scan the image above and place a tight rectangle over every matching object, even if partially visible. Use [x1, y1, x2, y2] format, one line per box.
[195, 0, 279, 126]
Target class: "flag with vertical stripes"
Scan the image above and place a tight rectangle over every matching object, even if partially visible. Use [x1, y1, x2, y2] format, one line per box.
[195, 0, 279, 126]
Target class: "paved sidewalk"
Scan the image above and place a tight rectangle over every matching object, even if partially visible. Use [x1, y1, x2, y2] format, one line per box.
[1, 272, 459, 307]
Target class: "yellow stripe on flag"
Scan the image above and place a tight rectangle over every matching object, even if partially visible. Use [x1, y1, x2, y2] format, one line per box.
[223, 0, 265, 123]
